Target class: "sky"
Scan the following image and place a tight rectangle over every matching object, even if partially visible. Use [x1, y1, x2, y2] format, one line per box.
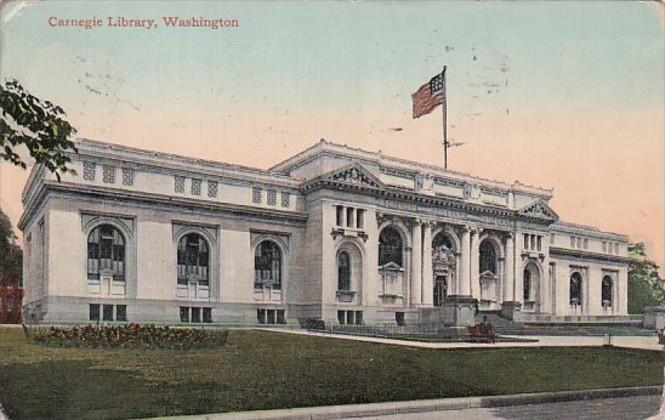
[0, 1, 663, 270]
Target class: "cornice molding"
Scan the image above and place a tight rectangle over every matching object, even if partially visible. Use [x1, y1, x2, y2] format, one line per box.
[18, 181, 308, 230]
[549, 246, 629, 264]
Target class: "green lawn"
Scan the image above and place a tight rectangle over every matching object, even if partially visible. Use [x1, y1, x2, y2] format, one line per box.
[0, 327, 662, 420]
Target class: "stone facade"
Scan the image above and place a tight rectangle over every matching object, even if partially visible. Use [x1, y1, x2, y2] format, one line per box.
[19, 139, 630, 326]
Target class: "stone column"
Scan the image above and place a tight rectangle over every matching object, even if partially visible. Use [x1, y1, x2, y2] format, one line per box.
[501, 231, 522, 320]
[470, 228, 481, 300]
[459, 226, 471, 296]
[503, 232, 515, 302]
[441, 225, 476, 326]
[410, 219, 422, 306]
[421, 221, 434, 305]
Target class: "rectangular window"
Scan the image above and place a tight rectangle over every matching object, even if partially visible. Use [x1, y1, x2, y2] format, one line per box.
[267, 190, 277, 206]
[395, 312, 405, 326]
[102, 165, 115, 184]
[89, 304, 100, 321]
[103, 304, 114, 321]
[203, 308, 212, 323]
[207, 180, 218, 198]
[257, 308, 266, 324]
[524, 234, 529, 250]
[583, 238, 589, 249]
[175, 176, 185, 193]
[355, 311, 363, 325]
[180, 306, 190, 323]
[336, 206, 344, 226]
[121, 168, 134, 186]
[602, 241, 607, 252]
[614, 243, 620, 254]
[252, 187, 262, 204]
[191, 307, 201, 323]
[346, 310, 354, 325]
[83, 162, 96, 181]
[346, 208, 354, 228]
[116, 305, 127, 322]
[537, 236, 542, 251]
[267, 309, 276, 324]
[337, 310, 345, 325]
[281, 192, 290, 208]
[550, 233, 555, 245]
[570, 236, 576, 248]
[276, 310, 286, 324]
[356, 209, 364, 229]
[191, 178, 202, 196]
[530, 235, 536, 251]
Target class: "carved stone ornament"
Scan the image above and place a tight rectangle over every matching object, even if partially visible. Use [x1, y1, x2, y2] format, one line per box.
[330, 166, 381, 188]
[519, 200, 559, 221]
[432, 244, 456, 270]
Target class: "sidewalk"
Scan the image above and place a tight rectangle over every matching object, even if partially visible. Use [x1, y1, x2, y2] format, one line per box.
[262, 328, 663, 352]
[144, 386, 663, 420]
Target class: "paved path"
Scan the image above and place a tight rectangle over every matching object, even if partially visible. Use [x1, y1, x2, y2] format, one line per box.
[265, 328, 663, 352]
[358, 395, 663, 420]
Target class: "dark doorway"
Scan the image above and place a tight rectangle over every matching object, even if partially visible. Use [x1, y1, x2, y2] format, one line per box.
[433, 275, 448, 307]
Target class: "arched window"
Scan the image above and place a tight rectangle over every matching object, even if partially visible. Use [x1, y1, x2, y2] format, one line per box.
[602, 276, 613, 307]
[87, 224, 125, 282]
[338, 251, 351, 291]
[379, 227, 403, 267]
[255, 240, 282, 290]
[433, 233, 454, 251]
[177, 233, 209, 286]
[570, 272, 583, 306]
[479, 240, 497, 275]
[523, 268, 531, 301]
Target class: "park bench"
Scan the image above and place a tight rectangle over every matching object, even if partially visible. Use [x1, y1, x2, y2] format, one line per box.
[467, 325, 497, 343]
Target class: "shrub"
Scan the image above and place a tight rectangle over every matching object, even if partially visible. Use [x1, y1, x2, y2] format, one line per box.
[298, 317, 325, 330]
[32, 324, 229, 350]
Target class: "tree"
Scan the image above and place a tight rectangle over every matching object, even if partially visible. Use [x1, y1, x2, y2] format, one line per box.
[628, 242, 665, 313]
[1, 79, 77, 180]
[0, 207, 22, 286]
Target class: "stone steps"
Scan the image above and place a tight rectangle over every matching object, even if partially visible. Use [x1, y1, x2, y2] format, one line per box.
[475, 313, 655, 336]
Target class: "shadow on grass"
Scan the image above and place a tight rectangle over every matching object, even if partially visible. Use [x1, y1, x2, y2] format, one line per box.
[0, 360, 224, 420]
[1, 360, 150, 420]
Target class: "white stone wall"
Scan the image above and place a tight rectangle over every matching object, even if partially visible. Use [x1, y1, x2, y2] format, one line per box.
[550, 257, 628, 316]
[47, 209, 87, 297]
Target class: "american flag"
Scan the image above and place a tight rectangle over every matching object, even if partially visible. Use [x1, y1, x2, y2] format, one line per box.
[411, 71, 446, 119]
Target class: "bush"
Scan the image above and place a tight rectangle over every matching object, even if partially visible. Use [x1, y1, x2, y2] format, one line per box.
[32, 324, 229, 350]
[298, 317, 325, 330]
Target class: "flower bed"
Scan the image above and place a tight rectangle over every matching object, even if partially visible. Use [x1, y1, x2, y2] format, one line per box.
[31, 324, 229, 350]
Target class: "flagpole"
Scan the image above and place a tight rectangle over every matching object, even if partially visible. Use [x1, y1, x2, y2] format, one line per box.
[442, 66, 448, 170]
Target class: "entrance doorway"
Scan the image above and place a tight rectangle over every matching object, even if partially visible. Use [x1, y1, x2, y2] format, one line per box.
[433, 275, 448, 307]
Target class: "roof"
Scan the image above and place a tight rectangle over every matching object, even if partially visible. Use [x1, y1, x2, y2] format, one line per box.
[269, 138, 554, 198]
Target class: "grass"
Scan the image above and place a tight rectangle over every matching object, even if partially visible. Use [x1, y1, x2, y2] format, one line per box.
[0, 327, 663, 420]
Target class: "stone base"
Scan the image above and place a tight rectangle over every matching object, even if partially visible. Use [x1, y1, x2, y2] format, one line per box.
[643, 306, 665, 330]
[501, 301, 522, 321]
[441, 295, 478, 326]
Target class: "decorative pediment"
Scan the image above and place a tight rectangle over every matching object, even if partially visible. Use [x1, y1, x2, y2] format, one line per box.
[480, 270, 498, 280]
[326, 163, 384, 189]
[518, 200, 559, 222]
[379, 261, 403, 272]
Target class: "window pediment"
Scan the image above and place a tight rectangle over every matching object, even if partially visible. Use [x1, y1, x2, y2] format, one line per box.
[379, 261, 403, 272]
